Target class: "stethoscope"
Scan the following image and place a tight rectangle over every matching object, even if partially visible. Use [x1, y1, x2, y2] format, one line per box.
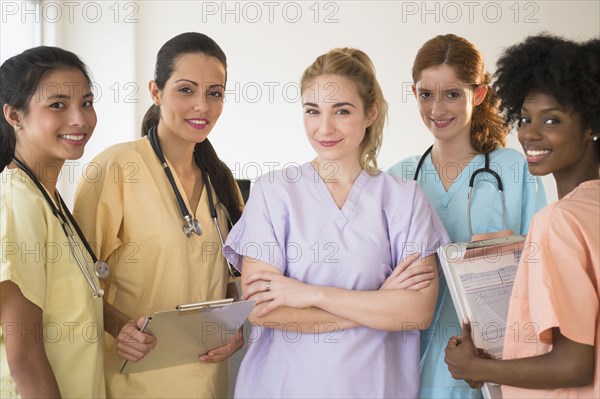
[414, 145, 506, 238]
[147, 126, 241, 278]
[11, 157, 109, 298]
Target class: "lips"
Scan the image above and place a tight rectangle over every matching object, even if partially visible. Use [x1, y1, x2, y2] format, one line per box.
[430, 118, 454, 128]
[59, 133, 86, 145]
[524, 148, 551, 163]
[318, 139, 342, 147]
[186, 118, 208, 130]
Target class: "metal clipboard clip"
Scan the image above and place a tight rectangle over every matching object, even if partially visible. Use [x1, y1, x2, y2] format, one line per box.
[176, 298, 234, 314]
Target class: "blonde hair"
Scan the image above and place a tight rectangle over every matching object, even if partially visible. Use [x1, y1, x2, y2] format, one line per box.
[300, 48, 388, 175]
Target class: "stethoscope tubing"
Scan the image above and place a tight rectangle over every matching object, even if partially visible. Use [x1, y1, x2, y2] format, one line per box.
[11, 157, 106, 297]
[414, 145, 506, 237]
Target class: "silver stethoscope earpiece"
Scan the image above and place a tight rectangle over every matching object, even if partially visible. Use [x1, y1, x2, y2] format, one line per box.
[414, 145, 505, 238]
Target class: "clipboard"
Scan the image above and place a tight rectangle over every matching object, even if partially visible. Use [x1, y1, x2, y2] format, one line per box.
[437, 233, 526, 399]
[119, 299, 255, 374]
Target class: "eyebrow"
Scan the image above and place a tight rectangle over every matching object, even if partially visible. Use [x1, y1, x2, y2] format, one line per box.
[174, 79, 224, 89]
[303, 101, 356, 108]
[521, 105, 566, 113]
[46, 92, 94, 100]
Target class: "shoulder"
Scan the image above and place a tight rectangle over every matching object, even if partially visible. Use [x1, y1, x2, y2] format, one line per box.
[253, 162, 312, 191]
[88, 138, 149, 167]
[387, 155, 421, 180]
[0, 168, 47, 217]
[488, 147, 527, 168]
[370, 171, 423, 203]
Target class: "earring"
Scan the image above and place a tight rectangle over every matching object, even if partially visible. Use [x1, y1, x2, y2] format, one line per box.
[594, 135, 599, 142]
[14, 124, 21, 131]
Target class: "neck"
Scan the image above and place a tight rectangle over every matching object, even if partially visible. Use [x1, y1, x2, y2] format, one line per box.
[157, 124, 198, 176]
[554, 163, 599, 200]
[13, 147, 63, 195]
[432, 136, 478, 164]
[313, 156, 363, 185]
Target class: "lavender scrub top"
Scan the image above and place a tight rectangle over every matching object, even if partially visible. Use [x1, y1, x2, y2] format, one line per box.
[224, 163, 449, 398]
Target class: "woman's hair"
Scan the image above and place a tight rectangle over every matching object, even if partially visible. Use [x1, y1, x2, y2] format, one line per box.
[141, 32, 242, 223]
[412, 34, 508, 153]
[494, 34, 600, 160]
[0, 46, 92, 171]
[300, 48, 388, 175]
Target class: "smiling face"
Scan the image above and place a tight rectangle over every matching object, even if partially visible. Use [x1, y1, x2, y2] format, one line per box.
[413, 64, 485, 145]
[150, 53, 225, 144]
[302, 74, 377, 167]
[518, 92, 594, 182]
[13, 68, 96, 166]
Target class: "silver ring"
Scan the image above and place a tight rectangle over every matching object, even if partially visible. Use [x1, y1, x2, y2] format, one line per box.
[265, 281, 271, 291]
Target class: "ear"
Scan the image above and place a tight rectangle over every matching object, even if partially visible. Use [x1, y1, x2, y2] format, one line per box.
[148, 80, 161, 106]
[473, 85, 488, 106]
[411, 83, 417, 97]
[3, 104, 21, 129]
[366, 101, 380, 127]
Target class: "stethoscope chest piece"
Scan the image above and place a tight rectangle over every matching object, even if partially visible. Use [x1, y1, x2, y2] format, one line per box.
[94, 260, 110, 279]
[183, 215, 203, 237]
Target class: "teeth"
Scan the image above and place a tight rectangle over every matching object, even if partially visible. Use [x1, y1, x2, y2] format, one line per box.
[61, 134, 84, 141]
[189, 119, 207, 125]
[527, 149, 551, 156]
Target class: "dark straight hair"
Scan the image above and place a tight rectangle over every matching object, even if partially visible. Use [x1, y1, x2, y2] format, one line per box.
[141, 32, 243, 223]
[0, 46, 92, 171]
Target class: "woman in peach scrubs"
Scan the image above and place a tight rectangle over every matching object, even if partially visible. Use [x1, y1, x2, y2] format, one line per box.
[444, 34, 599, 398]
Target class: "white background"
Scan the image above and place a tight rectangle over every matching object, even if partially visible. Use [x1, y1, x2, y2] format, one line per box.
[2, 1, 599, 394]
[2, 1, 599, 205]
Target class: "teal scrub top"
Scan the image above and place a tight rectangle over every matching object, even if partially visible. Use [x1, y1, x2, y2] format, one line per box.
[388, 147, 547, 399]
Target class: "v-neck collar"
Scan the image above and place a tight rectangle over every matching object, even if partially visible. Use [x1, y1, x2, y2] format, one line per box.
[305, 162, 369, 230]
[425, 152, 485, 208]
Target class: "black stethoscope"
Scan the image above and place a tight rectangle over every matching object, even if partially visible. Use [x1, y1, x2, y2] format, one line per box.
[414, 145, 506, 238]
[147, 126, 241, 278]
[11, 157, 109, 298]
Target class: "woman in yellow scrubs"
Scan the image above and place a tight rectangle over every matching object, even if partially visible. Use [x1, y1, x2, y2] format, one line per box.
[74, 32, 245, 398]
[1, 47, 105, 398]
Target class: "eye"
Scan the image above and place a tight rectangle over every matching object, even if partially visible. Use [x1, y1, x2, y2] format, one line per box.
[335, 109, 350, 115]
[178, 86, 193, 94]
[208, 89, 224, 99]
[49, 102, 65, 109]
[543, 117, 560, 125]
[446, 91, 462, 100]
[304, 108, 319, 115]
[418, 92, 432, 100]
[83, 100, 94, 108]
[517, 116, 530, 127]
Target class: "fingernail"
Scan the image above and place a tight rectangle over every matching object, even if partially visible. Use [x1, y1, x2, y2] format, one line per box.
[463, 318, 470, 324]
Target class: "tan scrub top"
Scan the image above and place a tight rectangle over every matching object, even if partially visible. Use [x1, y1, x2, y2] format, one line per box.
[74, 138, 232, 398]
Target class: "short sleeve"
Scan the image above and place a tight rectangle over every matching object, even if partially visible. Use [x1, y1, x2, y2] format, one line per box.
[388, 181, 450, 266]
[1, 174, 47, 310]
[519, 162, 547, 234]
[223, 178, 286, 273]
[525, 212, 598, 346]
[73, 156, 124, 261]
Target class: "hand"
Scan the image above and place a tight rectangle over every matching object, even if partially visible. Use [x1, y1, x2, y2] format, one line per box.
[199, 328, 244, 363]
[380, 253, 434, 291]
[116, 317, 157, 362]
[242, 271, 316, 317]
[445, 319, 482, 381]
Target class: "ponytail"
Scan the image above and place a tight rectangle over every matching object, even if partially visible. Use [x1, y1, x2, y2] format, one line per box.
[470, 72, 509, 153]
[141, 105, 160, 137]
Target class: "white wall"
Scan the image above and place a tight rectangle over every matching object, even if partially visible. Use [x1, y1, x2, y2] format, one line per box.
[3, 1, 599, 205]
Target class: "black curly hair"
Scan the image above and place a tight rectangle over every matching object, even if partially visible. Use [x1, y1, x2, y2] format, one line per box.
[494, 34, 600, 159]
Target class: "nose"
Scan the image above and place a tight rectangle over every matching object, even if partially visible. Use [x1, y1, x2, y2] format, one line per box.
[68, 106, 87, 127]
[518, 121, 543, 145]
[319, 114, 335, 134]
[193, 95, 209, 113]
[430, 95, 446, 117]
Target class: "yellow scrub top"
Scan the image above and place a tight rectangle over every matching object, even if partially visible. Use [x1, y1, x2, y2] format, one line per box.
[73, 138, 232, 398]
[0, 167, 105, 399]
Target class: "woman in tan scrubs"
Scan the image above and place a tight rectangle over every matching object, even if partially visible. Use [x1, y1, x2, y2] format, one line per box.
[74, 32, 244, 398]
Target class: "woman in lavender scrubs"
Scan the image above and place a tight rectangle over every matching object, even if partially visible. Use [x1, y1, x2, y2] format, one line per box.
[224, 48, 449, 398]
